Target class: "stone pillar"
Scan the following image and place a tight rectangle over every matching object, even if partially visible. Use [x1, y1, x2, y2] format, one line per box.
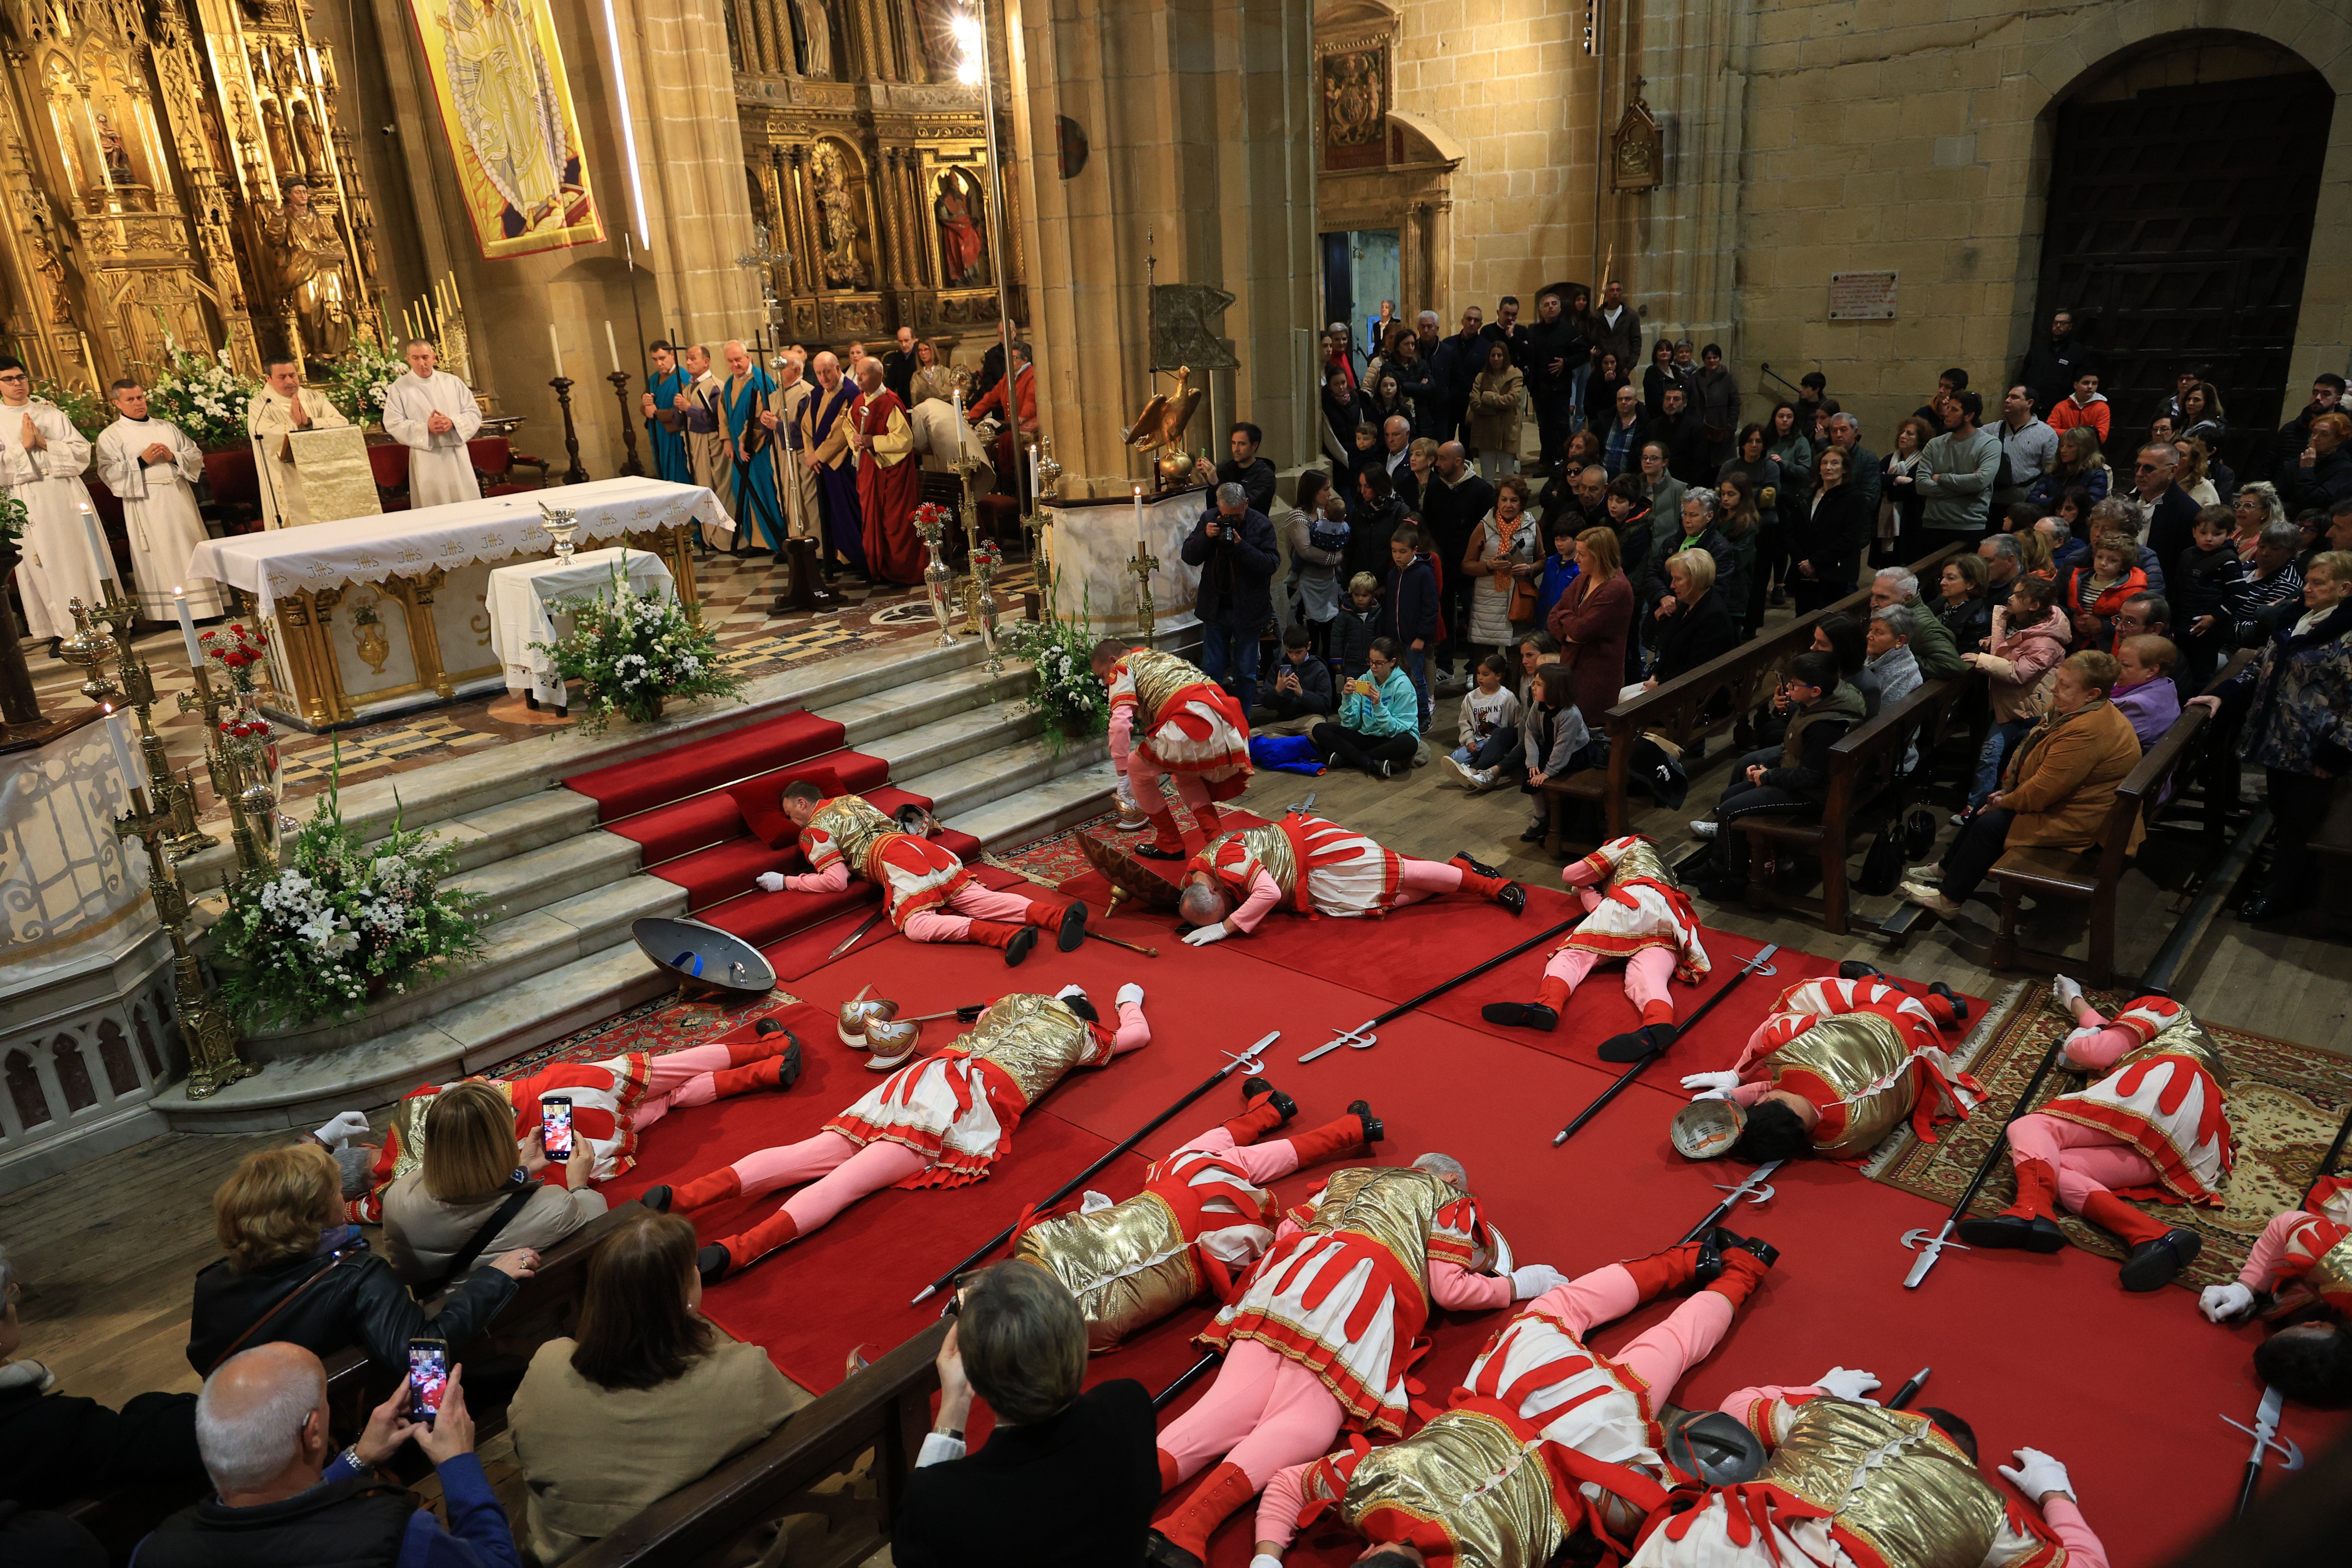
[1008, 0, 1316, 497]
[1627, 0, 1752, 353]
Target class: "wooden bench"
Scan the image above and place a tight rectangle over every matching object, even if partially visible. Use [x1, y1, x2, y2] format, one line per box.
[1538, 542, 1964, 858]
[1731, 674, 1967, 934]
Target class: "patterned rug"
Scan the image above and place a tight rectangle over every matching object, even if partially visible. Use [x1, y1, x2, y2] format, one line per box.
[485, 985, 806, 1081]
[985, 806, 1132, 887]
[1868, 980, 2352, 1290]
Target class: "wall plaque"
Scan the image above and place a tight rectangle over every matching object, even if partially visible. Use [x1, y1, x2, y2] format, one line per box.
[1830, 272, 1899, 320]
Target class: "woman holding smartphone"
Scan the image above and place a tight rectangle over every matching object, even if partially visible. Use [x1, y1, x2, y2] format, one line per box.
[382, 1081, 608, 1290]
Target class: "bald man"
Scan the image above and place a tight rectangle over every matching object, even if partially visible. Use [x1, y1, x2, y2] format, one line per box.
[849, 356, 923, 584]
[717, 340, 783, 555]
[137, 1342, 519, 1566]
[755, 348, 822, 542]
[799, 349, 868, 580]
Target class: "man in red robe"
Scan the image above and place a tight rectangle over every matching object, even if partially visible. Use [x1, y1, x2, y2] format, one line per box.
[850, 357, 924, 584]
[967, 340, 1038, 503]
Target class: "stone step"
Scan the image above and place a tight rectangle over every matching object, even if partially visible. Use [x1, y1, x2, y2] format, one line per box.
[432, 789, 605, 875]
[897, 731, 1109, 824]
[949, 759, 1120, 852]
[149, 942, 676, 1133]
[828, 660, 1033, 750]
[865, 697, 1045, 782]
[447, 830, 644, 922]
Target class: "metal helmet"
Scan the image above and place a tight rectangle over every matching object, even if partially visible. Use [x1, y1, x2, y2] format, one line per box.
[1671, 1097, 1746, 1160]
[1664, 1410, 1767, 1486]
[837, 986, 898, 1048]
[864, 1016, 922, 1069]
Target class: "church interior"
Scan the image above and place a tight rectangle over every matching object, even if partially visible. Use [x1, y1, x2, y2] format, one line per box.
[4, 0, 2352, 1564]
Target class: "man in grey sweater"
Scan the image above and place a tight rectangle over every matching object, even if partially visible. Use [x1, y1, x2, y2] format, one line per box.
[1915, 389, 2000, 543]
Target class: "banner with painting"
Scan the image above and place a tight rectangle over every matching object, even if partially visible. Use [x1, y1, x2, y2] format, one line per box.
[405, 0, 605, 258]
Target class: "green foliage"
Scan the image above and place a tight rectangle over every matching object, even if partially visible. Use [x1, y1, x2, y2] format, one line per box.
[1004, 612, 1109, 746]
[534, 568, 743, 734]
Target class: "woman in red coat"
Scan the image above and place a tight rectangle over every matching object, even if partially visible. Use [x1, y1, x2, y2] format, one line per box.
[1546, 526, 1635, 727]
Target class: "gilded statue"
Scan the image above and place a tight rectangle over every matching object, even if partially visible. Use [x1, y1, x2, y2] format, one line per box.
[811, 142, 867, 290]
[258, 181, 355, 362]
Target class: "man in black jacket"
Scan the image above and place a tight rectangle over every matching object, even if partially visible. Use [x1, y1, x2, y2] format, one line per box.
[1479, 295, 1532, 368]
[2262, 374, 2345, 482]
[1525, 289, 1589, 470]
[1649, 386, 1711, 486]
[1181, 482, 1280, 717]
[1216, 421, 1278, 516]
[1429, 306, 1487, 446]
[2125, 442, 2203, 573]
[1417, 442, 1495, 693]
[2018, 308, 2093, 416]
[880, 326, 918, 404]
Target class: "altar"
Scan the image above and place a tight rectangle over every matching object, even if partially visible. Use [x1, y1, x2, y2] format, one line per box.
[1042, 485, 1210, 630]
[186, 479, 730, 730]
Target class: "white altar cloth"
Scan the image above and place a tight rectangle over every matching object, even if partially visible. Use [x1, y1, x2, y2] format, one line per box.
[186, 477, 730, 618]
[488, 548, 676, 706]
[1043, 486, 1208, 627]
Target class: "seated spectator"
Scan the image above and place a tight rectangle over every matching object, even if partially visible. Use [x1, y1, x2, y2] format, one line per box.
[1790, 446, 1870, 613]
[2173, 437, 2221, 508]
[2235, 521, 2306, 645]
[1532, 515, 1582, 624]
[2232, 481, 2284, 561]
[1903, 650, 2140, 919]
[2041, 513, 2087, 577]
[1979, 533, 2024, 608]
[2192, 550, 2352, 921]
[1516, 629, 1560, 706]
[1312, 636, 1421, 779]
[138, 1342, 519, 1567]
[2279, 410, 2352, 517]
[1546, 526, 1634, 728]
[2113, 635, 2183, 750]
[2110, 590, 2169, 661]
[1872, 566, 1961, 679]
[1962, 573, 2071, 808]
[2062, 532, 2149, 652]
[1643, 548, 1739, 690]
[1812, 610, 1881, 717]
[1692, 651, 1863, 899]
[1933, 550, 1994, 650]
[1330, 571, 1382, 680]
[2014, 523, 2055, 583]
[2292, 507, 2330, 575]
[1444, 653, 1524, 791]
[1517, 662, 1596, 843]
[895, 1263, 1158, 1568]
[510, 1212, 793, 1564]
[1868, 604, 1926, 771]
[2175, 503, 2248, 684]
[2028, 425, 2111, 514]
[2085, 497, 2169, 594]
[188, 1142, 529, 1377]
[384, 1080, 603, 1293]
[1252, 624, 1334, 726]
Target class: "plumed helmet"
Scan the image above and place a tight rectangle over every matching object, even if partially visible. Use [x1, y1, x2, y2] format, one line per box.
[837, 985, 898, 1047]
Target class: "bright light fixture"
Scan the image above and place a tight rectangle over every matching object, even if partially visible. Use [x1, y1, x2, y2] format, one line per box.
[953, 10, 984, 85]
[600, 0, 651, 248]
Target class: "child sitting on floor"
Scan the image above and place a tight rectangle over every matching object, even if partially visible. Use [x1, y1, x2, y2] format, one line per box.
[1253, 623, 1336, 726]
[1446, 653, 1523, 791]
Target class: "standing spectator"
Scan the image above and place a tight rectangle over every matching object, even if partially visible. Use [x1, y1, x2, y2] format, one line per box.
[1398, 434, 1436, 511]
[1481, 295, 1531, 367]
[1933, 551, 1995, 652]
[1538, 462, 1608, 541]
[1650, 385, 1710, 485]
[2123, 442, 2203, 572]
[1314, 636, 1422, 778]
[2147, 410, 2178, 450]
[1639, 440, 1688, 553]
[1916, 389, 2001, 544]
[1318, 367, 1357, 471]
[1467, 339, 1526, 478]
[1593, 277, 1642, 376]
[1692, 651, 1864, 899]
[2112, 635, 2183, 750]
[1601, 382, 1646, 477]
[1996, 385, 2059, 507]
[1180, 482, 1279, 717]
[1711, 474, 1765, 629]
[1380, 526, 1441, 727]
[1430, 306, 1487, 446]
[1283, 471, 1347, 656]
[1641, 338, 1683, 418]
[1546, 526, 1634, 728]
[1826, 412, 1880, 515]
[1357, 369, 1410, 442]
[2047, 370, 2111, 444]
[2231, 481, 2285, 562]
[1562, 285, 1600, 407]
[2060, 533, 2149, 654]
[1584, 350, 1631, 440]
[1256, 624, 1336, 725]
[1216, 422, 1278, 516]
[1378, 414, 1414, 486]
[1526, 289, 1588, 463]
[2178, 382, 2227, 450]
[1364, 300, 1397, 359]
[1394, 330, 1436, 436]
[1795, 372, 1829, 440]
[1964, 573, 2073, 805]
[1532, 515, 1583, 625]
[1873, 566, 1963, 679]
[1445, 652, 1525, 789]
[1692, 343, 1741, 468]
[1419, 442, 1496, 693]
[1764, 402, 1815, 598]
[2171, 439, 2221, 508]
[2234, 521, 2307, 644]
[1603, 472, 1658, 618]
[510, 1212, 794, 1564]
[1321, 324, 1365, 394]
[1345, 464, 1405, 585]
[1915, 366, 1968, 424]
[2191, 551, 2352, 920]
[1904, 651, 2140, 920]
[383, 1080, 604, 1290]
[1877, 415, 1935, 566]
[1790, 446, 1870, 612]
[2029, 425, 2111, 513]
[2020, 307, 2094, 416]
[1461, 474, 1540, 667]
[2261, 372, 2344, 483]
[1643, 547, 1739, 688]
[2280, 411, 2352, 518]
[1330, 571, 1382, 679]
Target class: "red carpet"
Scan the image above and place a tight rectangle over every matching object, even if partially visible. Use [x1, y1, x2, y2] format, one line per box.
[564, 709, 848, 820]
[577, 835, 2335, 1568]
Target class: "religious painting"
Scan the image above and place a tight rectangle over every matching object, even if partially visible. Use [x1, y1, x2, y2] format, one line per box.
[1612, 94, 1663, 193]
[1319, 44, 1388, 172]
[934, 168, 988, 287]
[406, 0, 605, 259]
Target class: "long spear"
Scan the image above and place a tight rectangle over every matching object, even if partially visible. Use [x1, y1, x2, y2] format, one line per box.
[1898, 1035, 2071, 1288]
[911, 1032, 1276, 1304]
[1552, 944, 1781, 1149]
[1300, 917, 1581, 1063]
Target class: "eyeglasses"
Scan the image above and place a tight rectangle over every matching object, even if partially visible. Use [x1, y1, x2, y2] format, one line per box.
[2134, 463, 2163, 473]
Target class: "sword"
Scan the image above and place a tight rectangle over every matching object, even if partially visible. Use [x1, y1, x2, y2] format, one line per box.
[827, 906, 890, 961]
[1885, 1366, 1931, 1411]
[2224, 1385, 2303, 1519]
[1301, 916, 1581, 1063]
[1552, 943, 1780, 1149]
[1285, 791, 1318, 815]
[1899, 1034, 2073, 1288]
[1678, 1160, 1782, 1243]
[1151, 1352, 1221, 1411]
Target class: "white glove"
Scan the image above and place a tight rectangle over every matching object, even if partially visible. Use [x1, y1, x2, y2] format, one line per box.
[1681, 1069, 1741, 1099]
[755, 871, 787, 893]
[1252, 1555, 1286, 1568]
[1055, 984, 1089, 1002]
[1814, 1367, 1882, 1403]
[312, 1111, 371, 1149]
[2200, 1281, 2257, 1323]
[1116, 983, 1145, 1009]
[1510, 1263, 1570, 1301]
[1078, 1190, 1115, 1214]
[1998, 1447, 2074, 1505]
[1182, 923, 1229, 947]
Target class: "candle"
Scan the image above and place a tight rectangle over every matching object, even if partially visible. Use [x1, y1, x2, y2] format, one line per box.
[100, 704, 142, 796]
[1028, 441, 1039, 501]
[548, 322, 563, 378]
[78, 502, 114, 582]
[1132, 483, 1145, 547]
[953, 388, 963, 426]
[173, 586, 201, 667]
[604, 320, 621, 375]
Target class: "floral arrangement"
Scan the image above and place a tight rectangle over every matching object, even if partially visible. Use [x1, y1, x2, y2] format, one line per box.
[0, 492, 25, 544]
[200, 622, 270, 673]
[1004, 611, 1109, 744]
[534, 568, 742, 734]
[327, 337, 410, 425]
[217, 766, 483, 1029]
[970, 538, 1003, 577]
[912, 500, 954, 542]
[149, 345, 263, 452]
[35, 378, 108, 441]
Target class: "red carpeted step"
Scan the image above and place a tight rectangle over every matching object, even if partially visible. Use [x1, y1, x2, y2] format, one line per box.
[564, 708, 849, 820]
[701, 883, 875, 949]
[610, 752, 893, 863]
[659, 838, 805, 911]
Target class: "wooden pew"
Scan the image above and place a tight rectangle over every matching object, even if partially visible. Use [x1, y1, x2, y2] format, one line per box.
[567, 1319, 949, 1568]
[1538, 542, 1964, 857]
[1731, 674, 1967, 934]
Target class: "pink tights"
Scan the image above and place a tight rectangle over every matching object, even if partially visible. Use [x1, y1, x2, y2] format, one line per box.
[901, 884, 1038, 944]
[1534, 1262, 1735, 1396]
[628, 1043, 740, 1134]
[1390, 857, 1465, 906]
[1156, 1338, 1346, 1489]
[1127, 748, 1214, 817]
[1176, 1125, 1303, 1186]
[2007, 1113, 2160, 1212]
[1543, 945, 1679, 1017]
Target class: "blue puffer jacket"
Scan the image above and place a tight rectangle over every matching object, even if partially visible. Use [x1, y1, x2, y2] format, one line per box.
[2219, 600, 2352, 776]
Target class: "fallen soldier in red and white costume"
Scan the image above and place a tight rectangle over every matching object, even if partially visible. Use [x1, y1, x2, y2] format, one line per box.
[343, 1028, 804, 1223]
[1956, 976, 2229, 1291]
[1246, 1228, 1779, 1567]
[1618, 1376, 2110, 1568]
[1175, 812, 1524, 945]
[2201, 1175, 2352, 1405]
[646, 985, 1147, 1281]
[756, 782, 1085, 965]
[1144, 1156, 1561, 1568]
[1013, 1078, 1385, 1352]
[1094, 640, 1252, 859]
[1677, 973, 1975, 1166]
[1483, 834, 1706, 1048]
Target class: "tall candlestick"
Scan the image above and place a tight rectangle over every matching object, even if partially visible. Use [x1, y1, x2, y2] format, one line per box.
[1027, 442, 1039, 504]
[548, 322, 563, 377]
[604, 319, 621, 375]
[100, 703, 140, 792]
[953, 388, 963, 426]
[173, 586, 201, 666]
[1133, 484, 1145, 546]
[78, 502, 113, 582]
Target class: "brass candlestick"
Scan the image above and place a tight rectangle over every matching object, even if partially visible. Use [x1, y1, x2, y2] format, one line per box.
[607, 371, 645, 477]
[548, 376, 590, 485]
[61, 598, 120, 703]
[1130, 545, 1160, 643]
[179, 650, 274, 885]
[113, 782, 254, 1099]
[85, 579, 215, 858]
[946, 442, 986, 632]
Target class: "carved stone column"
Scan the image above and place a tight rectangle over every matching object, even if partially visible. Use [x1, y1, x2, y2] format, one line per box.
[1629, 0, 1753, 350]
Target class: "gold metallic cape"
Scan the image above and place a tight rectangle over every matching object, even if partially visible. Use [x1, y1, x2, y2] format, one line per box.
[1203, 822, 1301, 898]
[806, 794, 903, 881]
[958, 992, 1102, 1106]
[1014, 1190, 1199, 1352]
[1339, 1407, 1565, 1568]
[1769, 1012, 1920, 1158]
[1304, 1165, 1454, 1299]
[1126, 646, 1212, 720]
[1762, 1400, 2009, 1568]
[2120, 1012, 2231, 1089]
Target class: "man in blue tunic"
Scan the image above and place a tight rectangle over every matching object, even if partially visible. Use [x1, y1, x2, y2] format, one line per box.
[639, 341, 695, 485]
[718, 339, 784, 555]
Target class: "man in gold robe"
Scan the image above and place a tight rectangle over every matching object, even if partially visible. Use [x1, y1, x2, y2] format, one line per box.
[246, 355, 351, 529]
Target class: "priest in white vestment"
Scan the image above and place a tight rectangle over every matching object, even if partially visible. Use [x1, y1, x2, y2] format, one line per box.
[381, 339, 483, 508]
[0, 356, 106, 644]
[94, 379, 222, 617]
[246, 355, 350, 529]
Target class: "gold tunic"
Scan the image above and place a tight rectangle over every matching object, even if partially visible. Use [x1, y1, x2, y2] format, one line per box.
[1762, 1400, 2007, 1568]
[1305, 1165, 1453, 1299]
[1769, 1011, 1919, 1158]
[2119, 1009, 2231, 1089]
[1340, 1407, 1564, 1568]
[1205, 822, 1300, 897]
[806, 794, 902, 880]
[960, 992, 1102, 1107]
[1013, 1191, 1199, 1352]
[1607, 836, 1680, 890]
[1126, 646, 1210, 721]
[2305, 1230, 2352, 1309]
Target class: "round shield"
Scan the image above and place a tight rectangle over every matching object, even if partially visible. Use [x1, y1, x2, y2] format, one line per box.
[632, 917, 776, 999]
[1664, 1410, 1767, 1486]
[1671, 1097, 1746, 1160]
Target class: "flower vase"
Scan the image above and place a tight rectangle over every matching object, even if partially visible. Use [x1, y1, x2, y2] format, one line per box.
[922, 533, 959, 648]
[973, 561, 1000, 662]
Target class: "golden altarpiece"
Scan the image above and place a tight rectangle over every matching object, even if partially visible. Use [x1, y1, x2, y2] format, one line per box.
[728, 0, 1025, 346]
[0, 0, 388, 388]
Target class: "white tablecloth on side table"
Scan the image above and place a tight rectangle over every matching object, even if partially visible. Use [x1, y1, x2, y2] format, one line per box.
[488, 547, 676, 707]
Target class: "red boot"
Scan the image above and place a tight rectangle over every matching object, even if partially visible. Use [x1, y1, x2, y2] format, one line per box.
[1146, 1460, 1254, 1568]
[1192, 802, 1223, 842]
[1639, 999, 1677, 1027]
[1956, 1156, 2066, 1253]
[2079, 1189, 2170, 1248]
[1537, 975, 1572, 1014]
[1221, 1086, 1294, 1145]
[708, 1045, 803, 1099]
[702, 1207, 800, 1282]
[1281, 1103, 1382, 1166]
[1619, 1241, 1708, 1303]
[723, 1024, 798, 1066]
[653, 1165, 743, 1214]
[1702, 1248, 1771, 1309]
[964, 919, 1040, 967]
[1136, 810, 1188, 860]
[1025, 895, 1090, 952]
[1156, 1447, 1181, 1494]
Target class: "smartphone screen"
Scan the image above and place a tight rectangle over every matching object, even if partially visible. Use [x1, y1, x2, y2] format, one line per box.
[407, 1339, 448, 1425]
[541, 1096, 573, 1161]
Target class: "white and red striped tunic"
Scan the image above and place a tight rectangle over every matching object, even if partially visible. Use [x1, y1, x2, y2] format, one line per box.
[1557, 836, 1710, 982]
[1109, 648, 1252, 787]
[2039, 996, 2233, 1205]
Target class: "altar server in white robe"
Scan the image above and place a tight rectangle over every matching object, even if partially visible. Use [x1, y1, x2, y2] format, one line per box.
[246, 354, 350, 529]
[381, 338, 483, 508]
[0, 355, 105, 644]
[94, 379, 221, 618]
